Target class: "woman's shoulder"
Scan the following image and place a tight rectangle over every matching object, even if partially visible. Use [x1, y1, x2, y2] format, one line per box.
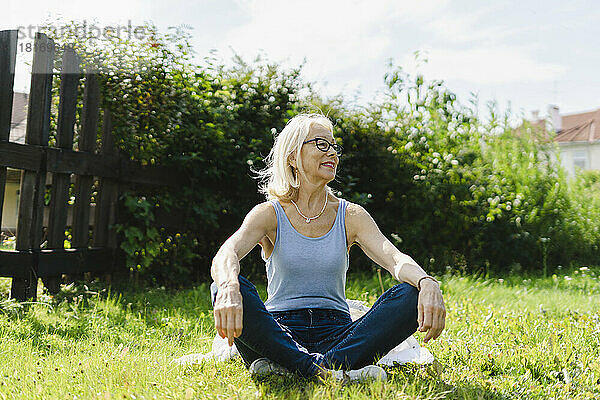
[253, 200, 278, 215]
[340, 200, 377, 246]
[342, 199, 373, 228]
[340, 198, 365, 216]
[245, 201, 277, 230]
[329, 196, 360, 222]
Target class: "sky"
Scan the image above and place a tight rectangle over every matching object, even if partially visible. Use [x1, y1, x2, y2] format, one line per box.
[4, 0, 600, 121]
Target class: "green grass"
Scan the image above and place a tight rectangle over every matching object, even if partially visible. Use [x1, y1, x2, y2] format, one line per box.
[0, 266, 598, 399]
[0, 239, 15, 250]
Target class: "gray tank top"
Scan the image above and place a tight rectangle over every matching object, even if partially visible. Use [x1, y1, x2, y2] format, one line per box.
[262, 198, 350, 313]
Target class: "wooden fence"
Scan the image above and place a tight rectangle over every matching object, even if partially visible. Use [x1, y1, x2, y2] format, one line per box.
[0, 30, 188, 301]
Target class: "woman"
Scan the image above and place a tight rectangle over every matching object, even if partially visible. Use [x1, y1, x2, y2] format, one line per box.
[210, 113, 446, 382]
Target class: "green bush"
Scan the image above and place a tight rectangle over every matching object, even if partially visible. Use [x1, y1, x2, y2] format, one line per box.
[309, 64, 599, 276]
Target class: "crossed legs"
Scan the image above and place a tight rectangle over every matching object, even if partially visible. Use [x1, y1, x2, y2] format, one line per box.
[210, 275, 419, 377]
[211, 275, 323, 377]
[320, 282, 419, 370]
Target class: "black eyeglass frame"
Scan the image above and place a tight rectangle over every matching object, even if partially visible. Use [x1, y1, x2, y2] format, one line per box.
[302, 138, 343, 155]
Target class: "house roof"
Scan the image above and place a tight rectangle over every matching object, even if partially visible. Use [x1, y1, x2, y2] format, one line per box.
[555, 109, 600, 142]
[530, 108, 600, 143]
[9, 92, 28, 144]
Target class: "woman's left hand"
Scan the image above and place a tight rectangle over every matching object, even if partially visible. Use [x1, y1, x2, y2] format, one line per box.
[417, 280, 446, 343]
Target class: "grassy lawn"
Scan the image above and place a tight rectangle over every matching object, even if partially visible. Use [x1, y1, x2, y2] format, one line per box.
[0, 267, 598, 399]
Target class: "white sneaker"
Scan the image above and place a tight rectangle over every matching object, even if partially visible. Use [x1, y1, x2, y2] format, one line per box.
[327, 365, 387, 382]
[249, 358, 292, 377]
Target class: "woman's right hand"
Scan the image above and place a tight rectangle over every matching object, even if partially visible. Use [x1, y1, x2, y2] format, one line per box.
[213, 283, 243, 346]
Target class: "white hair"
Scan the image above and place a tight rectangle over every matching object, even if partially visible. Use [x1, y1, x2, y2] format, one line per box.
[253, 113, 335, 201]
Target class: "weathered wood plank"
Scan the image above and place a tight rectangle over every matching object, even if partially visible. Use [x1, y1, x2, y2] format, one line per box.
[31, 150, 48, 252]
[47, 173, 73, 246]
[0, 143, 119, 177]
[12, 170, 38, 299]
[0, 248, 113, 277]
[11, 33, 55, 301]
[28, 34, 55, 257]
[93, 108, 122, 258]
[78, 74, 100, 153]
[106, 180, 120, 251]
[0, 30, 18, 234]
[55, 47, 80, 148]
[72, 74, 100, 248]
[44, 45, 80, 292]
[0, 250, 33, 277]
[45, 147, 120, 178]
[25, 33, 55, 147]
[37, 247, 113, 276]
[93, 110, 115, 248]
[0, 142, 188, 185]
[0, 167, 7, 228]
[0, 141, 44, 170]
[0, 30, 17, 141]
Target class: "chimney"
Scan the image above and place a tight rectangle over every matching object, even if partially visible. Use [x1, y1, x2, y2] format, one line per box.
[531, 110, 540, 121]
[548, 105, 562, 132]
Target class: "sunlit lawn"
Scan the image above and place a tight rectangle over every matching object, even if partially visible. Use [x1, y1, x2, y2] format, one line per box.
[0, 265, 598, 399]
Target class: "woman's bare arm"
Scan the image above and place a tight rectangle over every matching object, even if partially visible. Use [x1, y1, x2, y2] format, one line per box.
[210, 201, 275, 345]
[347, 202, 446, 343]
[211, 202, 275, 287]
[347, 203, 427, 285]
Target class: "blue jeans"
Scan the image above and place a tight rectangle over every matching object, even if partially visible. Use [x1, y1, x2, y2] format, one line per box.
[210, 275, 419, 377]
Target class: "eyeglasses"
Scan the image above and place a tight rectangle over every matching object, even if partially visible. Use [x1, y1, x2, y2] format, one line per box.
[303, 138, 343, 156]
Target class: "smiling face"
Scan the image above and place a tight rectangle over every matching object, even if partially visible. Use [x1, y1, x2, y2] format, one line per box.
[292, 124, 339, 186]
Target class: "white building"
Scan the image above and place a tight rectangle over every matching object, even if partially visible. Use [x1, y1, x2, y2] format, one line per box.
[531, 105, 600, 177]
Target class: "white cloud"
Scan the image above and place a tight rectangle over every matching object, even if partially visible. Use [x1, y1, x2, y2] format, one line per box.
[2, 0, 582, 115]
[220, 0, 447, 81]
[401, 46, 567, 85]
[218, 0, 567, 97]
[423, 10, 516, 45]
[390, 3, 568, 86]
